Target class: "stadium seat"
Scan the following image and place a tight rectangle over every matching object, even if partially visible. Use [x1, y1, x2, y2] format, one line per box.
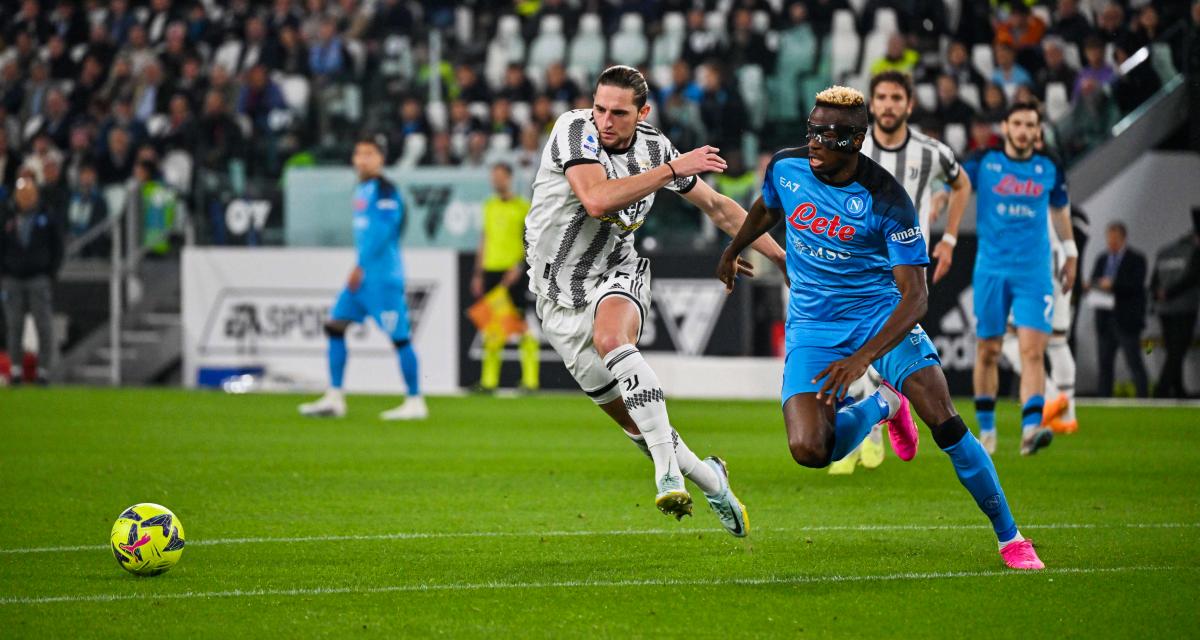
[468, 101, 490, 121]
[450, 131, 467, 157]
[278, 75, 310, 116]
[454, 6, 474, 46]
[511, 101, 532, 128]
[738, 65, 766, 130]
[486, 15, 526, 90]
[1062, 42, 1082, 70]
[426, 101, 448, 132]
[943, 0, 961, 33]
[651, 12, 686, 68]
[828, 12, 860, 82]
[650, 65, 673, 92]
[398, 133, 427, 168]
[146, 114, 169, 137]
[104, 184, 128, 219]
[944, 123, 967, 155]
[489, 132, 514, 153]
[380, 35, 414, 80]
[751, 10, 771, 34]
[527, 15, 567, 79]
[161, 151, 193, 195]
[1045, 82, 1069, 122]
[959, 82, 980, 109]
[609, 13, 648, 67]
[875, 8, 899, 35]
[213, 39, 244, 74]
[705, 11, 728, 43]
[972, 43, 994, 78]
[859, 31, 888, 77]
[1031, 5, 1051, 26]
[568, 14, 605, 85]
[916, 83, 937, 111]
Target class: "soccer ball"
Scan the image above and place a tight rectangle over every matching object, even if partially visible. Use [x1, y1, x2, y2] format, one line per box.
[110, 503, 186, 576]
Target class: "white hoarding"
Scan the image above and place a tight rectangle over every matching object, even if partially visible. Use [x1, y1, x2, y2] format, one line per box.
[182, 247, 458, 394]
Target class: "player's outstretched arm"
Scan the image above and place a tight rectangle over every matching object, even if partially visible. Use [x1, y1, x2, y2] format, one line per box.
[716, 196, 782, 293]
[684, 180, 786, 273]
[814, 265, 928, 404]
[932, 170, 971, 284]
[565, 145, 726, 219]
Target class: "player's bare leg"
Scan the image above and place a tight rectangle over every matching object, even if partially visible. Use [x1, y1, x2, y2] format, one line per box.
[593, 296, 695, 520]
[299, 320, 350, 417]
[900, 366, 1044, 569]
[782, 385, 903, 469]
[973, 336, 1002, 454]
[1017, 327, 1054, 455]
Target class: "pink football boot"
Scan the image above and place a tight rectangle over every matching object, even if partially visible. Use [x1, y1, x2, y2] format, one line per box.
[881, 380, 918, 461]
[1000, 539, 1046, 570]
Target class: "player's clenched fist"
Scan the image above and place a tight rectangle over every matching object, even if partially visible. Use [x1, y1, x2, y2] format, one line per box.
[669, 145, 727, 177]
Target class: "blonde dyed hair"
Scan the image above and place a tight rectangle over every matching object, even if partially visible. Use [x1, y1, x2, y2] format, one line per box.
[814, 86, 866, 109]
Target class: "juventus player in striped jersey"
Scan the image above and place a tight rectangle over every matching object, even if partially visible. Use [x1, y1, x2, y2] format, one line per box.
[525, 66, 786, 534]
[830, 71, 973, 474]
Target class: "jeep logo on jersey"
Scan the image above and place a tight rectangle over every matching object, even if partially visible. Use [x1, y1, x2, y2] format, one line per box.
[889, 226, 922, 244]
[787, 202, 857, 241]
[992, 175, 1044, 197]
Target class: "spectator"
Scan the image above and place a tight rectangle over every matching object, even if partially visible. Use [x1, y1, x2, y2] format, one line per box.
[660, 88, 706, 151]
[1074, 36, 1115, 101]
[0, 176, 63, 385]
[1095, 3, 1132, 48]
[145, 0, 180, 45]
[69, 55, 106, 116]
[0, 127, 21, 189]
[195, 91, 245, 173]
[45, 35, 76, 81]
[935, 74, 976, 126]
[0, 61, 25, 115]
[966, 117, 1001, 152]
[158, 22, 196, 80]
[0, 106, 18, 157]
[1037, 38, 1078, 100]
[696, 63, 747, 151]
[463, 130, 490, 167]
[38, 156, 70, 227]
[942, 40, 986, 93]
[728, 8, 775, 72]
[237, 65, 287, 136]
[268, 0, 303, 34]
[980, 82, 1008, 122]
[308, 17, 347, 80]
[124, 24, 158, 74]
[513, 125, 542, 170]
[1126, 5, 1161, 53]
[47, 0, 88, 47]
[98, 127, 135, 186]
[1049, 0, 1092, 53]
[991, 42, 1034, 100]
[21, 61, 53, 123]
[542, 63, 580, 105]
[1090, 221, 1150, 398]
[658, 60, 699, 104]
[1058, 72, 1120, 157]
[101, 96, 149, 151]
[173, 56, 210, 112]
[488, 98, 521, 139]
[448, 99, 486, 137]
[456, 64, 491, 104]
[422, 131, 459, 166]
[64, 125, 95, 189]
[132, 60, 172, 123]
[392, 97, 430, 160]
[159, 94, 198, 154]
[100, 57, 135, 106]
[217, 16, 278, 76]
[22, 134, 62, 186]
[66, 164, 109, 258]
[529, 95, 555, 133]
[683, 9, 726, 65]
[81, 22, 116, 69]
[994, 4, 1046, 52]
[106, 0, 139, 46]
[206, 64, 241, 113]
[275, 24, 311, 76]
[1150, 210, 1200, 398]
[871, 34, 921, 76]
[498, 64, 536, 103]
[36, 89, 74, 151]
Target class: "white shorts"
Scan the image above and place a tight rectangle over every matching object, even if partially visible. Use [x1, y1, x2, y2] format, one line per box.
[535, 258, 652, 404]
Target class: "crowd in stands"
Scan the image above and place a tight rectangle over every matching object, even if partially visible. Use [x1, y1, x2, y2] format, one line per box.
[0, 0, 1197, 251]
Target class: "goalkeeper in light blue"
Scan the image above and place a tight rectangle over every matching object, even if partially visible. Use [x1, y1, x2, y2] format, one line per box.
[299, 134, 427, 420]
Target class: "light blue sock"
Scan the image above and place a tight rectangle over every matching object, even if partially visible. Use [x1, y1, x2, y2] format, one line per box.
[830, 392, 889, 462]
[328, 336, 347, 389]
[1021, 395, 1044, 434]
[397, 342, 421, 396]
[942, 431, 1019, 542]
[975, 396, 996, 433]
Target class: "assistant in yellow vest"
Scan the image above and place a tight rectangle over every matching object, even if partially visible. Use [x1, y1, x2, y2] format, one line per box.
[471, 163, 539, 392]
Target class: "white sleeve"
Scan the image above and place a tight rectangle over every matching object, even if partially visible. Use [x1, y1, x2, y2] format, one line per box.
[546, 113, 602, 173]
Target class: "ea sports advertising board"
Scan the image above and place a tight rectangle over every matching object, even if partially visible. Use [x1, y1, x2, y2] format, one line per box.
[182, 247, 459, 393]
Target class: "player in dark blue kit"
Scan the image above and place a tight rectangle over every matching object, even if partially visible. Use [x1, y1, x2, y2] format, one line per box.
[299, 135, 427, 420]
[717, 86, 1044, 569]
[963, 102, 1077, 456]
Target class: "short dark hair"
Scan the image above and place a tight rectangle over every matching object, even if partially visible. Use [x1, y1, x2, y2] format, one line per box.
[870, 71, 914, 101]
[356, 132, 388, 157]
[1006, 100, 1042, 122]
[1108, 221, 1128, 237]
[492, 162, 513, 175]
[596, 65, 649, 109]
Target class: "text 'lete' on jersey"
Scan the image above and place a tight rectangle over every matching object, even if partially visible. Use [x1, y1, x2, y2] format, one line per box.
[353, 176, 406, 284]
[962, 148, 1068, 277]
[525, 109, 697, 310]
[762, 147, 928, 327]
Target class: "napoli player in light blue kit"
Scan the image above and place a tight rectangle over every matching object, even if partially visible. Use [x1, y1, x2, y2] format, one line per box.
[963, 102, 1077, 456]
[299, 134, 427, 421]
[717, 86, 1044, 569]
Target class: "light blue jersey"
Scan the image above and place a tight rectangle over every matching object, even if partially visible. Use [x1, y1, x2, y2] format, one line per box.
[353, 176, 405, 284]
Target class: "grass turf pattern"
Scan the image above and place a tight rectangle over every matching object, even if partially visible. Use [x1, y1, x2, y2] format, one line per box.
[0, 388, 1196, 637]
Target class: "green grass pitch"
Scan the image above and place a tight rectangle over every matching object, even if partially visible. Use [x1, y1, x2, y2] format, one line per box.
[1, 387, 1197, 637]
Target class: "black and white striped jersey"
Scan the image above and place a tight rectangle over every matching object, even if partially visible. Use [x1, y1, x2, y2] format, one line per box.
[861, 128, 960, 246]
[525, 109, 697, 310]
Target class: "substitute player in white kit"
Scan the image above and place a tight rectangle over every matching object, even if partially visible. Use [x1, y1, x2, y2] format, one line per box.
[831, 71, 973, 474]
[525, 65, 785, 534]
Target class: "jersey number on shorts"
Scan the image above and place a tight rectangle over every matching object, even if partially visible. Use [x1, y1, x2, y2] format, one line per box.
[380, 310, 399, 335]
[1043, 295, 1054, 323]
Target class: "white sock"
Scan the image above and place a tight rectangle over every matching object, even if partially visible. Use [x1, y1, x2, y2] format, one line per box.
[875, 383, 901, 420]
[1047, 337, 1076, 421]
[604, 345, 679, 484]
[999, 531, 1025, 549]
[625, 431, 652, 459]
[1001, 332, 1022, 374]
[625, 431, 720, 494]
[868, 423, 884, 444]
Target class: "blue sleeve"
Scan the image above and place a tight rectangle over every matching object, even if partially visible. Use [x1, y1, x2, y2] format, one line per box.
[961, 153, 982, 187]
[761, 163, 780, 210]
[1049, 161, 1068, 208]
[877, 188, 929, 268]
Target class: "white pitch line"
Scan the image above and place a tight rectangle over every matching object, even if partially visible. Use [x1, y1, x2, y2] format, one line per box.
[1, 522, 1196, 556]
[0, 565, 1187, 606]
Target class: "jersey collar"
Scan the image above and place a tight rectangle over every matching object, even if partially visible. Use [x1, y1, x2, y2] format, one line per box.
[870, 126, 909, 152]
